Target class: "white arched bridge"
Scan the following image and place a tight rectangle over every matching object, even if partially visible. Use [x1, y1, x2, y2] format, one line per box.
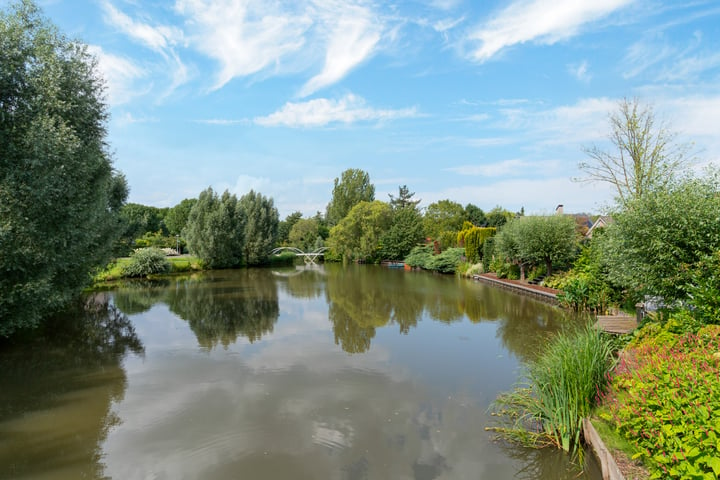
[270, 246, 328, 265]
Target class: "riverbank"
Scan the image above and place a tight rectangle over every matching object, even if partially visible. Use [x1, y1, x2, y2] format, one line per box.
[471, 272, 560, 303]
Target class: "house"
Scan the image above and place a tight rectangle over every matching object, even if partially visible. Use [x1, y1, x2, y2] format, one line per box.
[585, 216, 613, 239]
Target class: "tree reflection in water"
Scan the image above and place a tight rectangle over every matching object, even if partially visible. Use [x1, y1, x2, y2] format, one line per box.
[165, 270, 279, 349]
[0, 295, 144, 479]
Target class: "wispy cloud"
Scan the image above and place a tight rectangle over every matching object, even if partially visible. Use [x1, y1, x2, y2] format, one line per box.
[568, 60, 591, 82]
[254, 94, 418, 128]
[445, 159, 560, 176]
[298, 1, 383, 97]
[102, 2, 189, 98]
[87, 45, 147, 105]
[466, 0, 632, 62]
[622, 35, 676, 78]
[194, 118, 250, 126]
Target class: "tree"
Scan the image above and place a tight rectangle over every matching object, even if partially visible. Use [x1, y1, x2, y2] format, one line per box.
[183, 187, 245, 268]
[464, 203, 486, 226]
[115, 203, 167, 254]
[238, 190, 279, 265]
[164, 198, 198, 236]
[485, 206, 515, 228]
[288, 218, 321, 251]
[578, 97, 693, 206]
[0, 1, 128, 336]
[328, 201, 392, 263]
[423, 199, 465, 239]
[389, 185, 420, 210]
[326, 168, 375, 226]
[496, 216, 577, 279]
[277, 211, 302, 246]
[380, 207, 424, 260]
[601, 173, 720, 302]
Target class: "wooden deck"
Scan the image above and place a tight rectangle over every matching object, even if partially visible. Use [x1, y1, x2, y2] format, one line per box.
[595, 315, 637, 334]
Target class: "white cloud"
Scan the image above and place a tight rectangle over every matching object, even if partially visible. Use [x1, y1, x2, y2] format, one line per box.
[254, 94, 418, 128]
[194, 118, 249, 126]
[568, 60, 591, 82]
[103, 1, 183, 52]
[445, 159, 560, 177]
[232, 174, 273, 196]
[102, 2, 189, 98]
[298, 1, 383, 97]
[466, 0, 632, 62]
[87, 45, 147, 105]
[176, 0, 311, 90]
[622, 36, 677, 78]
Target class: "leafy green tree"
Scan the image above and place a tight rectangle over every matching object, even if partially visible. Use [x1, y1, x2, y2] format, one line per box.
[164, 198, 197, 236]
[388, 184, 421, 210]
[601, 174, 720, 302]
[579, 97, 693, 206]
[277, 211, 302, 246]
[326, 168, 375, 226]
[238, 190, 279, 265]
[328, 201, 392, 263]
[183, 187, 245, 268]
[288, 218, 321, 251]
[423, 199, 465, 239]
[485, 206, 515, 228]
[464, 203, 486, 226]
[0, 1, 127, 336]
[379, 207, 424, 260]
[115, 203, 167, 254]
[496, 215, 577, 279]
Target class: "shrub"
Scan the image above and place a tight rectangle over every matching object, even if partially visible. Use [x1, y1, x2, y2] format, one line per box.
[121, 248, 172, 278]
[489, 323, 616, 453]
[428, 247, 465, 274]
[599, 324, 720, 478]
[404, 245, 433, 269]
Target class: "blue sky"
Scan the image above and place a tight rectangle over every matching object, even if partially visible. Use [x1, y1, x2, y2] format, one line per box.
[20, 0, 720, 217]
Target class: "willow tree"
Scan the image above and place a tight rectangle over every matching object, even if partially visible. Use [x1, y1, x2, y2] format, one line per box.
[239, 190, 279, 265]
[1, 1, 127, 336]
[578, 98, 693, 206]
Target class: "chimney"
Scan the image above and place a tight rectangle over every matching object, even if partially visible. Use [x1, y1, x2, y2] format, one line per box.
[555, 204, 564, 215]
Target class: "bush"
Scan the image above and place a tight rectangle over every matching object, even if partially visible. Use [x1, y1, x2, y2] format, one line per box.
[599, 324, 720, 478]
[404, 245, 433, 269]
[490, 323, 616, 453]
[121, 248, 172, 278]
[428, 247, 465, 274]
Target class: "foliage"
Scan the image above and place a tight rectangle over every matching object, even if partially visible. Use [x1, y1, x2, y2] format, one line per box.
[267, 251, 297, 267]
[437, 230, 458, 250]
[599, 324, 720, 478]
[379, 207, 424, 260]
[0, 1, 128, 336]
[496, 215, 577, 280]
[120, 248, 172, 278]
[326, 168, 375, 226]
[490, 324, 616, 454]
[579, 97, 693, 206]
[238, 190, 279, 265]
[115, 203, 168, 255]
[464, 203, 486, 226]
[93, 256, 203, 283]
[458, 226, 496, 263]
[328, 201, 392, 263]
[553, 242, 618, 313]
[428, 248, 465, 274]
[288, 218, 321, 251]
[164, 198, 197, 236]
[133, 230, 184, 251]
[686, 250, 720, 326]
[601, 173, 720, 302]
[404, 245, 434, 269]
[423, 199, 465, 240]
[482, 236, 496, 273]
[388, 184, 420, 210]
[277, 211, 303, 246]
[183, 187, 245, 269]
[485, 206, 515, 228]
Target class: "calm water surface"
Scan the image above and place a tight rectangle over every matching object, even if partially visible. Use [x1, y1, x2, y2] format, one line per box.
[0, 265, 601, 479]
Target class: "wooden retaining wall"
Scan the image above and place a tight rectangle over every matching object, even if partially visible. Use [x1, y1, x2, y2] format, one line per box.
[471, 274, 558, 305]
[583, 418, 626, 480]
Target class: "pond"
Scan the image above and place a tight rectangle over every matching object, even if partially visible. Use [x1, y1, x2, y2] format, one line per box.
[0, 265, 601, 479]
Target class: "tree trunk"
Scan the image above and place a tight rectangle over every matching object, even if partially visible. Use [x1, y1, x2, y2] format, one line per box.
[520, 263, 526, 282]
[545, 258, 553, 277]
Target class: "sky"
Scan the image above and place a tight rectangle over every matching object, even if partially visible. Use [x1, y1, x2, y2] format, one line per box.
[14, 0, 720, 217]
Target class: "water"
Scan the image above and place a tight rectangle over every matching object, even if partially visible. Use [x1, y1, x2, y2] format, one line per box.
[0, 265, 601, 479]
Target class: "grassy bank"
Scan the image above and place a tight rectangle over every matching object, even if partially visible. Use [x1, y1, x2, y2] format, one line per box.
[93, 255, 204, 283]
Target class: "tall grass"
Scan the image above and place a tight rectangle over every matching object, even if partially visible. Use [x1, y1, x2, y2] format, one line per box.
[488, 323, 616, 453]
